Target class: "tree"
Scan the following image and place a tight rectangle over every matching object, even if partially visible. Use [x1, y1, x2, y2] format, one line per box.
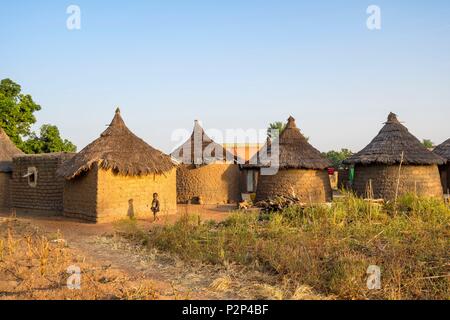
[323, 149, 353, 169]
[0, 78, 41, 148]
[22, 124, 77, 154]
[267, 121, 309, 141]
[422, 139, 434, 149]
[0, 78, 76, 153]
[267, 122, 286, 139]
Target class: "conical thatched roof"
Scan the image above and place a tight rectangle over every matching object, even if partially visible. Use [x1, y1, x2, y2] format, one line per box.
[0, 127, 24, 172]
[433, 138, 450, 161]
[344, 113, 445, 166]
[268, 116, 330, 170]
[171, 120, 236, 165]
[57, 108, 175, 180]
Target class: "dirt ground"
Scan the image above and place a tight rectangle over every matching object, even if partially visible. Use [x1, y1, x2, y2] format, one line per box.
[0, 205, 320, 300]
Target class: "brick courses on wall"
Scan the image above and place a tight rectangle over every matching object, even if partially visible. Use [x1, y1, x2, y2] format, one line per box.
[0, 172, 12, 210]
[353, 164, 443, 200]
[176, 163, 241, 204]
[255, 169, 333, 203]
[63, 164, 177, 223]
[11, 153, 75, 215]
[62, 167, 98, 221]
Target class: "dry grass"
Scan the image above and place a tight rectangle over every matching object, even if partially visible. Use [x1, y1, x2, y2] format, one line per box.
[0, 217, 158, 300]
[116, 192, 450, 300]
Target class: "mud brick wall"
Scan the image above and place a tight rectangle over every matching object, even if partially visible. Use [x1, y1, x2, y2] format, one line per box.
[353, 164, 443, 200]
[11, 153, 75, 214]
[176, 163, 241, 204]
[96, 167, 177, 222]
[0, 172, 12, 210]
[63, 166, 98, 221]
[255, 169, 332, 203]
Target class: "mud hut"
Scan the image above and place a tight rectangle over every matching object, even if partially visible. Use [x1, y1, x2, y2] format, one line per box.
[255, 116, 332, 203]
[11, 152, 75, 215]
[433, 139, 450, 194]
[171, 120, 241, 204]
[57, 109, 176, 223]
[0, 128, 24, 211]
[343, 113, 445, 200]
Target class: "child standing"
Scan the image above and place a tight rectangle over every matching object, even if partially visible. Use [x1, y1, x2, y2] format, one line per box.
[151, 193, 160, 221]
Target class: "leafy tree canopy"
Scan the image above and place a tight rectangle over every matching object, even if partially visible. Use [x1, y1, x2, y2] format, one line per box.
[0, 78, 41, 147]
[267, 122, 286, 139]
[322, 149, 353, 169]
[22, 124, 77, 154]
[0, 78, 76, 154]
[422, 139, 434, 149]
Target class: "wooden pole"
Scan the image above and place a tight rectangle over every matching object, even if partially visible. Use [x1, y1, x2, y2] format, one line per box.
[394, 151, 404, 214]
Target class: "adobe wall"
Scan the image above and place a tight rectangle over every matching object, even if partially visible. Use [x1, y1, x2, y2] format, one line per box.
[62, 167, 98, 221]
[176, 164, 241, 204]
[95, 168, 177, 223]
[0, 172, 12, 211]
[255, 169, 332, 203]
[353, 164, 443, 200]
[11, 153, 74, 215]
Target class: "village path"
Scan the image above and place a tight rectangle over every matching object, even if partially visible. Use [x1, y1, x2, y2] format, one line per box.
[0, 205, 273, 300]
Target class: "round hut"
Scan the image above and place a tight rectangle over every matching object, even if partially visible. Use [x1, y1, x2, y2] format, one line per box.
[255, 116, 332, 203]
[433, 139, 450, 194]
[0, 128, 24, 211]
[57, 108, 177, 222]
[171, 120, 241, 205]
[343, 113, 445, 200]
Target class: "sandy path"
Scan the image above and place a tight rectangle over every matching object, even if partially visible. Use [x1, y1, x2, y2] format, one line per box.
[0, 207, 266, 300]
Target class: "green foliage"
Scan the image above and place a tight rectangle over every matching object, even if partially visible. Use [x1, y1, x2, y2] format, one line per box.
[22, 124, 77, 154]
[422, 139, 434, 149]
[0, 78, 76, 153]
[323, 149, 353, 168]
[0, 79, 41, 148]
[267, 121, 286, 139]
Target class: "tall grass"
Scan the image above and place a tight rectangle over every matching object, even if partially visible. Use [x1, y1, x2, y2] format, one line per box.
[118, 193, 450, 300]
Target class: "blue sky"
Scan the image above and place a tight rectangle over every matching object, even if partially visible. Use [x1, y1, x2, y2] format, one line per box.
[1, 0, 449, 153]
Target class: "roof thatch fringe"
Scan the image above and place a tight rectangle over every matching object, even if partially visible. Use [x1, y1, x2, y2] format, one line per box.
[433, 138, 450, 161]
[57, 108, 175, 180]
[0, 127, 24, 172]
[344, 113, 446, 166]
[171, 120, 237, 166]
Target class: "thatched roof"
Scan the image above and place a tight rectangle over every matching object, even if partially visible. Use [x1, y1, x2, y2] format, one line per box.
[244, 116, 330, 170]
[0, 127, 24, 172]
[433, 138, 450, 161]
[57, 108, 175, 180]
[171, 120, 237, 165]
[344, 113, 445, 166]
[273, 116, 330, 170]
